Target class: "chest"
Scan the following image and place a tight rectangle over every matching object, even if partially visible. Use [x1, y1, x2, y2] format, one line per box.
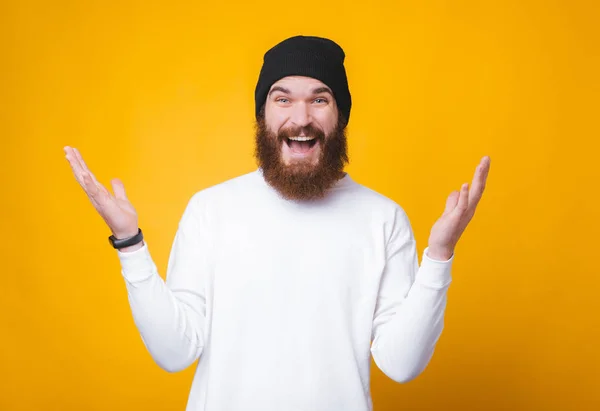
[208, 203, 386, 325]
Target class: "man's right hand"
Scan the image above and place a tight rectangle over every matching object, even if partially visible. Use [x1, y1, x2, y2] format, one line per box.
[64, 146, 142, 252]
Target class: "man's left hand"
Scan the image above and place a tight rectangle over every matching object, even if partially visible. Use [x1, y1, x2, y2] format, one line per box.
[427, 156, 491, 261]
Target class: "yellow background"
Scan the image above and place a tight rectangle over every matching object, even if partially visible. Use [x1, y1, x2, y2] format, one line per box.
[2, 0, 599, 410]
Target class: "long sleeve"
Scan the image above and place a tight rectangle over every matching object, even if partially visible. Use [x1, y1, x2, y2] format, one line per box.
[117, 194, 210, 372]
[370, 206, 453, 383]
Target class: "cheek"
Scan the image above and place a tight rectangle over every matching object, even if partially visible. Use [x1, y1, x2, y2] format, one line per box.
[264, 111, 286, 134]
[313, 112, 338, 135]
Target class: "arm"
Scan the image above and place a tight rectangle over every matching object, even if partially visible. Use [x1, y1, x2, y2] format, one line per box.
[63, 146, 208, 373]
[371, 155, 490, 382]
[370, 207, 453, 383]
[118, 194, 209, 373]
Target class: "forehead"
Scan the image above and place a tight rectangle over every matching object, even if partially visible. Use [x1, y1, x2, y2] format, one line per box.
[269, 76, 330, 94]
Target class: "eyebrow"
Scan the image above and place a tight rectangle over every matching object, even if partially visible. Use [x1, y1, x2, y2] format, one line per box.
[268, 86, 290, 96]
[311, 87, 333, 96]
[268, 86, 334, 97]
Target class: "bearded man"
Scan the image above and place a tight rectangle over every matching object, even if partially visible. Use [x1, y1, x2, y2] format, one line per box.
[65, 35, 490, 411]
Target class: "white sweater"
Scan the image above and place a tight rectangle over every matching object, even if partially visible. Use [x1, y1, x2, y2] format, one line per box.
[117, 170, 453, 411]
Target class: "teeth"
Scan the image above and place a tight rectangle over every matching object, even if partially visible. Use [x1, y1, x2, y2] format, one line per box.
[288, 136, 315, 141]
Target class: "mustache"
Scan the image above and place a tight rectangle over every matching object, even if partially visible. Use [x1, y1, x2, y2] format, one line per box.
[276, 125, 326, 142]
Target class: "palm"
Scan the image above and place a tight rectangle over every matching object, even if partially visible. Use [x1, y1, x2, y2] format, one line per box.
[94, 191, 138, 236]
[64, 146, 139, 238]
[428, 156, 491, 254]
[429, 210, 464, 250]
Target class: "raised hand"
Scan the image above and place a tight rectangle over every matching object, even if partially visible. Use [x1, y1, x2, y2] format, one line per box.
[64, 146, 139, 240]
[427, 156, 491, 261]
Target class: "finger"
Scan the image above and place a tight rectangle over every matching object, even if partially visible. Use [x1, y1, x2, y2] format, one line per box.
[68, 147, 87, 177]
[443, 191, 460, 215]
[72, 148, 111, 197]
[82, 172, 111, 206]
[64, 146, 76, 158]
[455, 183, 469, 214]
[65, 146, 91, 186]
[111, 178, 128, 201]
[468, 156, 491, 210]
[65, 149, 91, 191]
[73, 148, 101, 185]
[73, 148, 92, 176]
[65, 146, 82, 173]
[82, 172, 100, 197]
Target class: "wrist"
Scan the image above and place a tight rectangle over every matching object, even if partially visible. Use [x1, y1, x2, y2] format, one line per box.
[109, 228, 144, 251]
[427, 246, 453, 261]
[112, 228, 139, 239]
[118, 241, 144, 253]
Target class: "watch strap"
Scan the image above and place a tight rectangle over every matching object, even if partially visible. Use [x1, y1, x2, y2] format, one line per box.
[109, 228, 144, 249]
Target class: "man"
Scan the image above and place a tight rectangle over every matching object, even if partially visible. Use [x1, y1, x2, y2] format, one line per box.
[64, 35, 490, 411]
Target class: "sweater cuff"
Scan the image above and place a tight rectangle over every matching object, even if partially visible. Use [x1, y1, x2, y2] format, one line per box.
[415, 247, 454, 288]
[117, 242, 157, 283]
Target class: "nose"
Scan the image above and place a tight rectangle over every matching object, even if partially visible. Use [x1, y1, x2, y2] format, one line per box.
[289, 102, 311, 130]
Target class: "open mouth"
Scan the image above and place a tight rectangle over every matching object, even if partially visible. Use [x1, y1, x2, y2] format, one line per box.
[284, 136, 319, 154]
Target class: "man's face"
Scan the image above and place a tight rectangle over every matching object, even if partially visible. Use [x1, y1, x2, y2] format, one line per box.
[255, 76, 348, 201]
[264, 76, 339, 166]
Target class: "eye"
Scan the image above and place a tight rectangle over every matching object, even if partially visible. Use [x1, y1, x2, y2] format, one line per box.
[276, 97, 290, 103]
[313, 98, 328, 104]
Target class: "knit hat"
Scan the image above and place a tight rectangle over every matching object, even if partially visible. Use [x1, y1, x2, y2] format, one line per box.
[254, 35, 352, 126]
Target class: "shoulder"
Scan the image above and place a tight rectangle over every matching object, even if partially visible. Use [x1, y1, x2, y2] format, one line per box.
[177, 170, 262, 221]
[345, 177, 410, 220]
[342, 178, 415, 245]
[189, 170, 261, 204]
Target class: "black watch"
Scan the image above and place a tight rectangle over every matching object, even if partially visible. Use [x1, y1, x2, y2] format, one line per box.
[109, 228, 144, 249]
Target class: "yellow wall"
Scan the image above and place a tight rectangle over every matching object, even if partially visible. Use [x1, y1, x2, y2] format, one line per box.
[2, 0, 598, 410]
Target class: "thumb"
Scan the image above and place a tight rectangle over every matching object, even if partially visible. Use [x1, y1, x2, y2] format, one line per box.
[111, 178, 128, 201]
[444, 190, 460, 215]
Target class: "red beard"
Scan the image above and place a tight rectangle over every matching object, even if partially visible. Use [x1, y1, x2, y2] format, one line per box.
[254, 114, 349, 201]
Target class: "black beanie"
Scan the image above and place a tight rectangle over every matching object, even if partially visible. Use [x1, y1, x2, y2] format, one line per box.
[254, 35, 352, 126]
